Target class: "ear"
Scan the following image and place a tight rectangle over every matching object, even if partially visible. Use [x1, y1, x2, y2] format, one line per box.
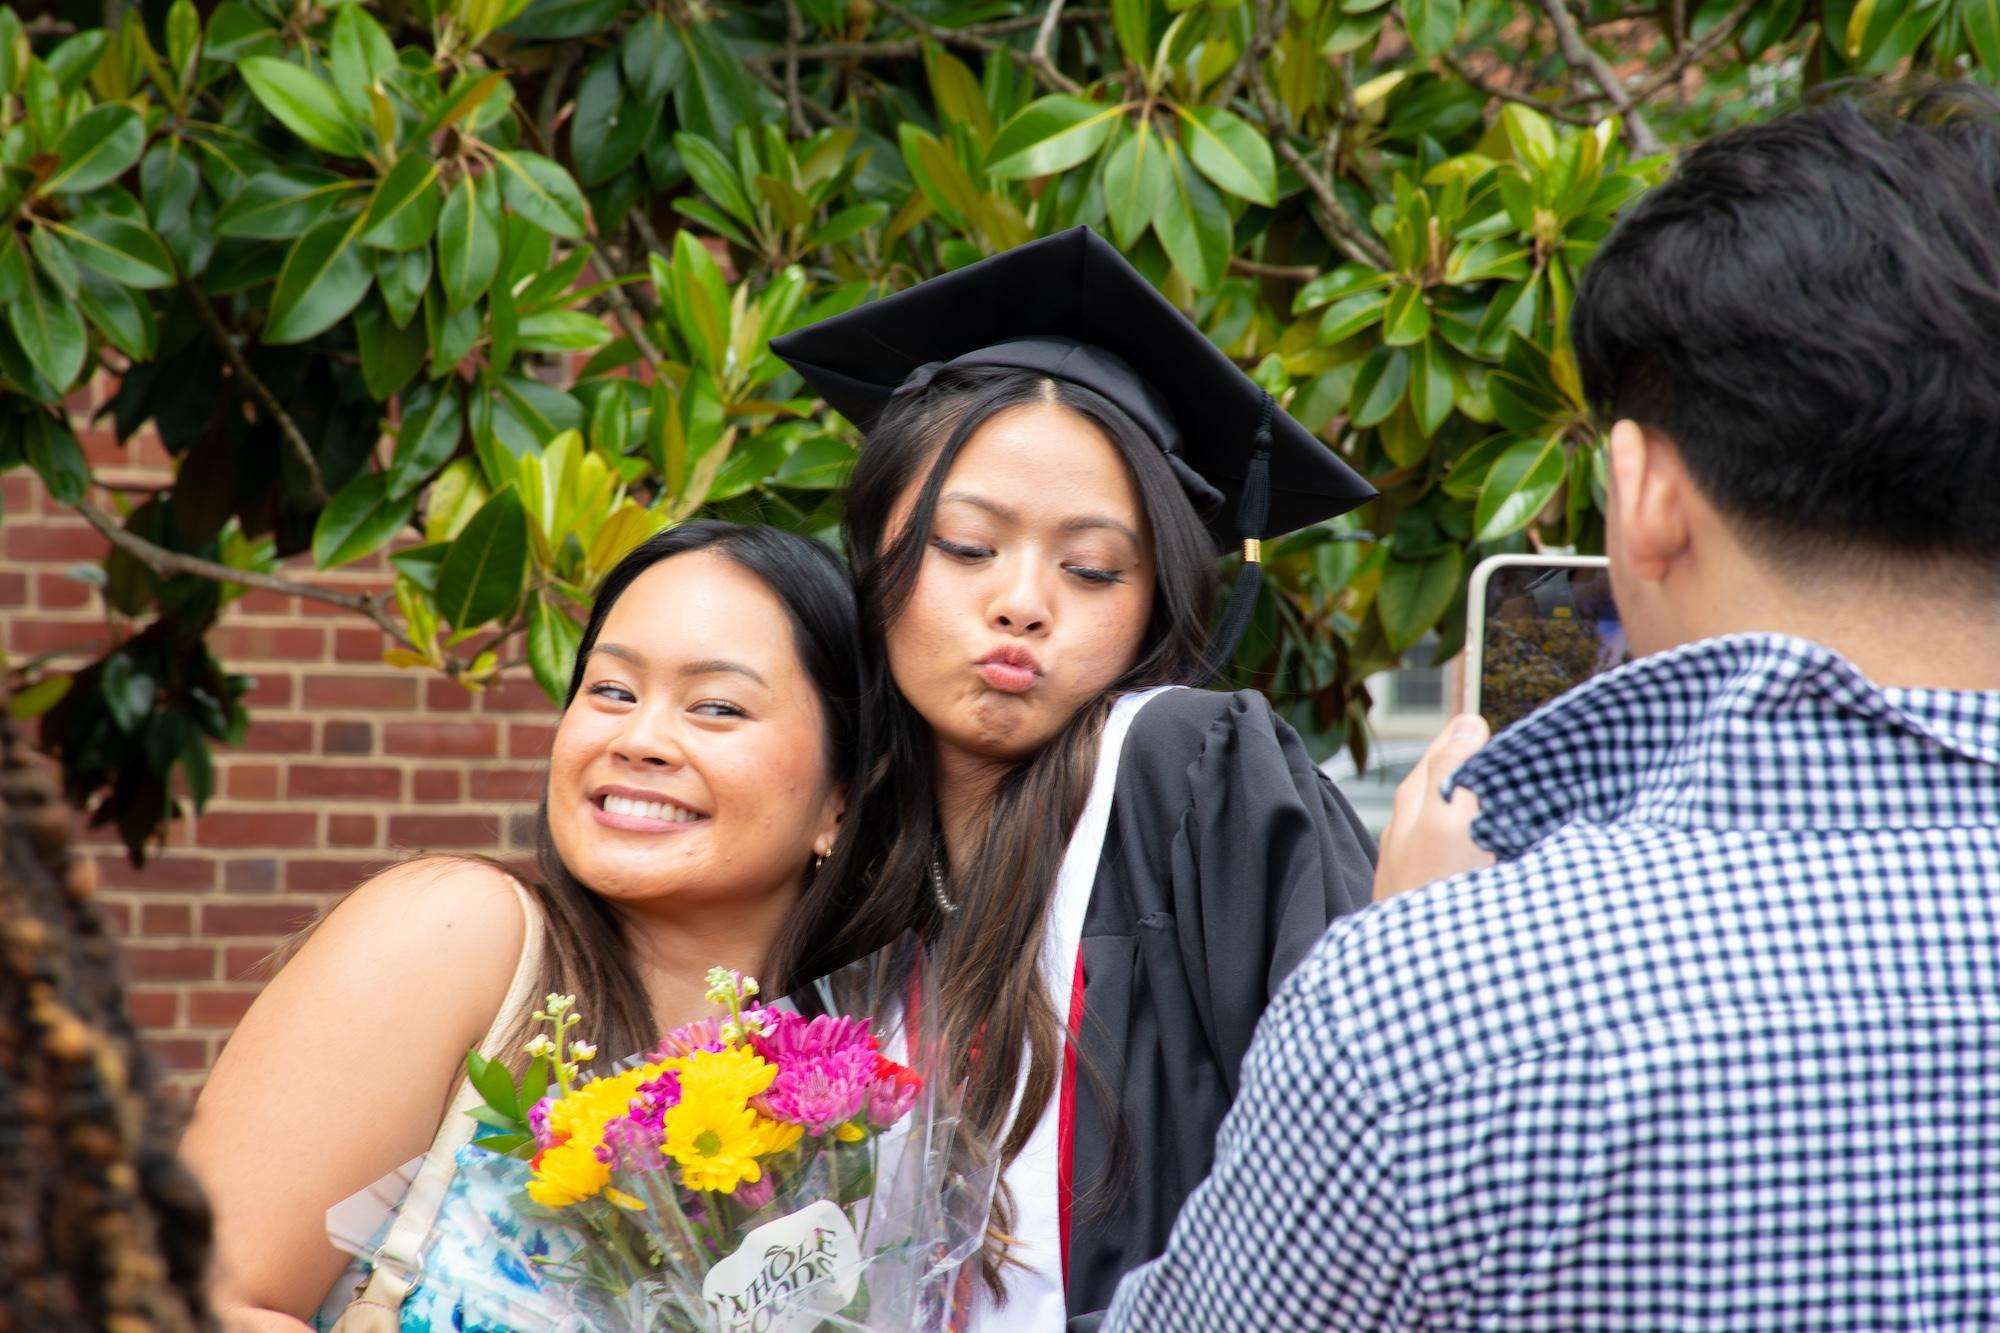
[810, 785, 847, 860]
[1606, 420, 1691, 584]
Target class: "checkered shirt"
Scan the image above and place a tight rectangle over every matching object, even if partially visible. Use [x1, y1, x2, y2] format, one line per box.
[1104, 633, 2000, 1331]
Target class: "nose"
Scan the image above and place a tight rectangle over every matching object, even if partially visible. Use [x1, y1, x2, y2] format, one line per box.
[611, 702, 683, 769]
[989, 556, 1051, 635]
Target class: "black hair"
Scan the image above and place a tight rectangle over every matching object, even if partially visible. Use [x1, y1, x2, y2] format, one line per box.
[528, 520, 864, 1066]
[765, 366, 1217, 1296]
[1570, 84, 2000, 575]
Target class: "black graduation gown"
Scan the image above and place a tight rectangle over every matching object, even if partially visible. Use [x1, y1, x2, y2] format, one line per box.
[1064, 688, 1376, 1327]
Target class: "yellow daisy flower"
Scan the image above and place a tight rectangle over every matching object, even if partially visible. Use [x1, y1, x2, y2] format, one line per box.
[526, 1059, 674, 1209]
[661, 1047, 803, 1194]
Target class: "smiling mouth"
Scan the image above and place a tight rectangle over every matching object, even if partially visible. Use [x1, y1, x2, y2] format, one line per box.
[596, 794, 705, 824]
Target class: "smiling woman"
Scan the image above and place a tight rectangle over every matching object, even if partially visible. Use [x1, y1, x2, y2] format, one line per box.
[176, 522, 861, 1333]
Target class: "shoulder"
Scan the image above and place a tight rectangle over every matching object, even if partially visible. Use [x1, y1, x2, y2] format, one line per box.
[277, 856, 530, 1034]
[1121, 686, 1287, 765]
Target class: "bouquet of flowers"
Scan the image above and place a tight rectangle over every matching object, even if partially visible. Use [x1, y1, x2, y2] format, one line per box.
[328, 934, 993, 1332]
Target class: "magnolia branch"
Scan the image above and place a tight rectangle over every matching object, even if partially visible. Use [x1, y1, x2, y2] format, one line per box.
[1534, 0, 1665, 155]
[1248, 83, 1390, 268]
[1032, 0, 1068, 67]
[873, 0, 1084, 96]
[185, 287, 328, 506]
[781, 0, 811, 138]
[1441, 54, 1599, 125]
[74, 499, 418, 653]
[1212, 0, 1279, 111]
[739, 11, 1107, 65]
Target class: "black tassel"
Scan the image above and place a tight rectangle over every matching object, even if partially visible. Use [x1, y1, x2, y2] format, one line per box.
[1202, 392, 1276, 682]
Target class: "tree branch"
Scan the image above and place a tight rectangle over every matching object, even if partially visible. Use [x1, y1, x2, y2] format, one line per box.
[1229, 255, 1319, 281]
[185, 288, 328, 507]
[1441, 53, 1599, 125]
[873, 0, 1084, 96]
[1533, 0, 1665, 154]
[1213, 0, 1279, 110]
[1032, 0, 1068, 67]
[1248, 59, 1390, 269]
[74, 499, 418, 652]
[585, 251, 668, 370]
[739, 10, 1107, 64]
[1613, 0, 1757, 112]
[781, 0, 811, 138]
[748, 60, 846, 127]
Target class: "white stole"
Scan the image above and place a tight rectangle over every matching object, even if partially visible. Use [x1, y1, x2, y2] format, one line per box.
[966, 686, 1180, 1330]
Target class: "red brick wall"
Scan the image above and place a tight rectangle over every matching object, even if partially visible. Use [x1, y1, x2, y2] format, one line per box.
[2, 388, 549, 1096]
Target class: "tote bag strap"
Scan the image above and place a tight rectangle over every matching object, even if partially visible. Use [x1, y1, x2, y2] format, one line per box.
[331, 874, 548, 1328]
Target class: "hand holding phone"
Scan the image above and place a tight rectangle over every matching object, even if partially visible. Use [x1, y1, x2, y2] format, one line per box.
[1465, 555, 1628, 730]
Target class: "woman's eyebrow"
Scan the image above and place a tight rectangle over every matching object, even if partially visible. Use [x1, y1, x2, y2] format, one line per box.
[680, 658, 769, 686]
[590, 644, 768, 687]
[940, 491, 1140, 545]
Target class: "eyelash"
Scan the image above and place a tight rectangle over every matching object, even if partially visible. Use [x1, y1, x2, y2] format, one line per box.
[585, 683, 747, 718]
[930, 538, 1126, 586]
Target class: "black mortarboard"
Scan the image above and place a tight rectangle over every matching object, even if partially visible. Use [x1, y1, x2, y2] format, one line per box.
[770, 227, 1378, 671]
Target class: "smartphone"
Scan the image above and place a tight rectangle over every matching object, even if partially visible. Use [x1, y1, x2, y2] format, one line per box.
[1464, 555, 1628, 730]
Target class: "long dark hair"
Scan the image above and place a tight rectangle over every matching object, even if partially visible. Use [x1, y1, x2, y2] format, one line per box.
[524, 520, 864, 1066]
[1, 708, 211, 1329]
[767, 368, 1217, 1294]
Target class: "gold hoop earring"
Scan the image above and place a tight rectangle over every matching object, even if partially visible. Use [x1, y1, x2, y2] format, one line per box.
[812, 852, 826, 872]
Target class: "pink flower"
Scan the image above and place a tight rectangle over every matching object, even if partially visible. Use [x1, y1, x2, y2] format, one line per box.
[866, 1056, 923, 1129]
[750, 1013, 879, 1135]
[732, 1174, 775, 1209]
[594, 1068, 682, 1172]
[651, 1018, 729, 1059]
[528, 1096, 556, 1149]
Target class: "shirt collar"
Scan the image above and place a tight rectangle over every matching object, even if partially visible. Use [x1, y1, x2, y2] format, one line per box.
[1448, 632, 2000, 858]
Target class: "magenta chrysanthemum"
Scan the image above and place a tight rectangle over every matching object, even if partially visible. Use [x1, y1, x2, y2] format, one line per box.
[750, 1013, 879, 1134]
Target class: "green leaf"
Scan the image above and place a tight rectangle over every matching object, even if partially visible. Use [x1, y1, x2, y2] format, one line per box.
[6, 264, 87, 391]
[54, 214, 176, 288]
[1113, 0, 1153, 69]
[239, 57, 366, 159]
[669, 229, 730, 374]
[44, 30, 108, 93]
[1474, 435, 1565, 540]
[23, 413, 87, 505]
[1409, 338, 1454, 438]
[1179, 106, 1276, 207]
[8, 675, 72, 723]
[265, 214, 370, 344]
[101, 653, 157, 733]
[516, 311, 612, 353]
[360, 153, 442, 251]
[1349, 345, 1410, 429]
[375, 244, 430, 328]
[388, 383, 462, 498]
[205, 3, 279, 62]
[493, 150, 588, 239]
[77, 269, 158, 361]
[925, 44, 995, 142]
[469, 1133, 532, 1156]
[571, 51, 648, 186]
[141, 138, 201, 233]
[167, 0, 201, 89]
[519, 1054, 550, 1112]
[1154, 139, 1230, 291]
[329, 4, 396, 121]
[1378, 546, 1462, 653]
[1736, 0, 1804, 57]
[505, 0, 624, 39]
[215, 169, 359, 239]
[1295, 263, 1391, 313]
[528, 596, 583, 701]
[899, 125, 982, 229]
[986, 96, 1122, 179]
[808, 202, 889, 249]
[1104, 122, 1171, 249]
[40, 105, 145, 195]
[464, 1047, 521, 1120]
[620, 10, 685, 106]
[1966, 0, 2000, 71]
[313, 470, 418, 568]
[673, 19, 765, 148]
[355, 296, 425, 399]
[1381, 282, 1431, 346]
[437, 172, 500, 313]
[1317, 290, 1389, 344]
[675, 131, 754, 225]
[1398, 0, 1463, 58]
[435, 483, 529, 632]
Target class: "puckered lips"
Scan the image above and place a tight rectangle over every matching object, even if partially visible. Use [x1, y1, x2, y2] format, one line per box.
[976, 643, 1043, 695]
[588, 782, 710, 833]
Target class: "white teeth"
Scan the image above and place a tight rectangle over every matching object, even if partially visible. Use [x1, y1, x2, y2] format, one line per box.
[601, 795, 699, 823]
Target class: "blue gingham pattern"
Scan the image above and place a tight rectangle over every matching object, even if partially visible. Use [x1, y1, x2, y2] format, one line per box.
[1105, 634, 2000, 1330]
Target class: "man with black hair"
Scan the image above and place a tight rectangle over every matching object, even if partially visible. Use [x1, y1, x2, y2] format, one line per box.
[1102, 88, 2000, 1331]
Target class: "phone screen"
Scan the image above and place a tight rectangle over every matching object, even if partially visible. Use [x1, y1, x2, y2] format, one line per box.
[1479, 563, 1629, 730]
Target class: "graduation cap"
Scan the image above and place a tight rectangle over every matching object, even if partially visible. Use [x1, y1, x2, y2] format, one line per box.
[769, 226, 1377, 672]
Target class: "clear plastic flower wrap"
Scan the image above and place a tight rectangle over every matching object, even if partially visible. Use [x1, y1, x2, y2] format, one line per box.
[327, 933, 996, 1332]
